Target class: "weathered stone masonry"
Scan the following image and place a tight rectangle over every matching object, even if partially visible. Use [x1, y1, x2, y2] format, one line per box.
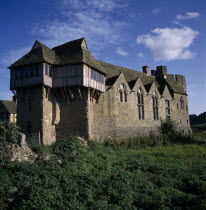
[9, 38, 191, 144]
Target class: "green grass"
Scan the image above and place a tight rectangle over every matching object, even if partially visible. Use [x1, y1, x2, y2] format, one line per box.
[0, 134, 206, 209]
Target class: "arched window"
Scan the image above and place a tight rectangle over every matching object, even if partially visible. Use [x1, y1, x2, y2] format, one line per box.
[137, 88, 144, 119]
[119, 84, 127, 102]
[152, 92, 158, 120]
[180, 97, 184, 109]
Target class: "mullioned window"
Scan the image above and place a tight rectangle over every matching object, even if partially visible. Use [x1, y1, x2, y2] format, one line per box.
[152, 92, 159, 120]
[119, 84, 127, 102]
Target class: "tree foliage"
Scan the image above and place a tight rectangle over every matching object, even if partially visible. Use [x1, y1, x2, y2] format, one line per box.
[190, 112, 206, 124]
[160, 118, 177, 144]
[0, 121, 19, 164]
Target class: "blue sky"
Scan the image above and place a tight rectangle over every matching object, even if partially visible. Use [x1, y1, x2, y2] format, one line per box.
[0, 0, 205, 114]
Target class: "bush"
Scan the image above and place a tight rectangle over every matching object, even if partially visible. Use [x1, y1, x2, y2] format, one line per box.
[0, 134, 206, 209]
[0, 121, 19, 144]
[0, 121, 19, 164]
[52, 136, 84, 160]
[26, 135, 39, 147]
[160, 118, 177, 144]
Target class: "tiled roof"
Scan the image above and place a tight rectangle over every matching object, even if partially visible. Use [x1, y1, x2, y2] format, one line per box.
[9, 38, 106, 75]
[9, 41, 56, 68]
[0, 100, 16, 113]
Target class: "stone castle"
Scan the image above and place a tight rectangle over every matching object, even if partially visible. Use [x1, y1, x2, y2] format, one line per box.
[9, 38, 191, 144]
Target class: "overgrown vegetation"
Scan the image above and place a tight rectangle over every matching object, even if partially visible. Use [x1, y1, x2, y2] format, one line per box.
[0, 120, 206, 209]
[0, 121, 19, 164]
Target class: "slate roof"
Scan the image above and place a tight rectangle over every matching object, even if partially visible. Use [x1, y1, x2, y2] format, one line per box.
[0, 100, 17, 113]
[9, 41, 57, 68]
[9, 38, 106, 75]
[9, 38, 186, 95]
[98, 61, 186, 95]
[98, 60, 154, 85]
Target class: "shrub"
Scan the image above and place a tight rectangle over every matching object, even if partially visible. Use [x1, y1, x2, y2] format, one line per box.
[159, 118, 177, 144]
[0, 121, 19, 164]
[26, 134, 39, 147]
[52, 136, 84, 160]
[0, 133, 206, 209]
[0, 121, 19, 144]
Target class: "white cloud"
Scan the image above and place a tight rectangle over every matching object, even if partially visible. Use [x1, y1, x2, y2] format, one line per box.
[176, 12, 200, 20]
[172, 12, 200, 25]
[32, 12, 127, 49]
[31, 1, 128, 50]
[3, 0, 129, 67]
[137, 27, 199, 61]
[61, 0, 127, 12]
[116, 47, 128, 56]
[137, 52, 144, 58]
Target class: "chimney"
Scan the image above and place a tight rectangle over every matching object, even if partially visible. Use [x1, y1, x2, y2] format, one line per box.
[142, 66, 150, 75]
[156, 66, 167, 77]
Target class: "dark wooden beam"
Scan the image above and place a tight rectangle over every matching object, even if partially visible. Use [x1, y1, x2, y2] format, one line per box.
[93, 89, 98, 101]
[90, 88, 95, 101]
[68, 88, 74, 100]
[53, 89, 61, 104]
[11, 90, 16, 96]
[77, 88, 82, 100]
[64, 87, 70, 104]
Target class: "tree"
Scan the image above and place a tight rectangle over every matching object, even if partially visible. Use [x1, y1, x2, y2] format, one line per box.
[0, 121, 19, 164]
[159, 118, 177, 144]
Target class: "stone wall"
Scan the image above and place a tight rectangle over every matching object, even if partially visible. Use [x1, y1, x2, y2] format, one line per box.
[89, 75, 191, 141]
[16, 78, 191, 144]
[172, 93, 191, 134]
[42, 87, 56, 145]
[55, 88, 89, 140]
[16, 87, 43, 144]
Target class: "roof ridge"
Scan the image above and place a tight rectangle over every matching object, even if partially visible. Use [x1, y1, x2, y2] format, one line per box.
[32, 40, 54, 52]
[52, 37, 85, 50]
[98, 60, 153, 78]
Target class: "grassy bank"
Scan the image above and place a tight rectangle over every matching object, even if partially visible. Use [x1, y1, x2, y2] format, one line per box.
[0, 132, 206, 209]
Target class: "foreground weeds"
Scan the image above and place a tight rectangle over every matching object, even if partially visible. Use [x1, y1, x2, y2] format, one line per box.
[0, 132, 206, 209]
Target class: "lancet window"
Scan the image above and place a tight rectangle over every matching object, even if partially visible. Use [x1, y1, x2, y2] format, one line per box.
[137, 88, 144, 119]
[152, 92, 159, 120]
